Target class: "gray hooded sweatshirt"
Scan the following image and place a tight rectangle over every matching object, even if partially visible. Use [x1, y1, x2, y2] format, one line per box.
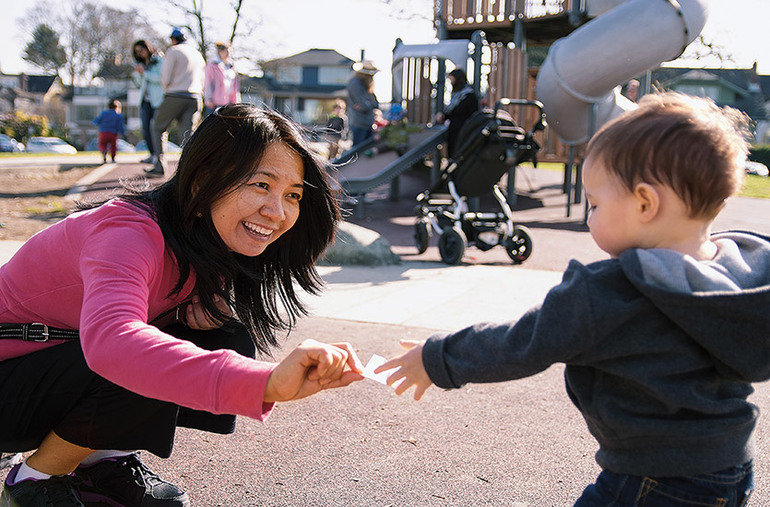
[423, 231, 770, 477]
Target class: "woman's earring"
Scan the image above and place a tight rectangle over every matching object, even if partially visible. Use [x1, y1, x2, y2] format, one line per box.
[195, 211, 203, 218]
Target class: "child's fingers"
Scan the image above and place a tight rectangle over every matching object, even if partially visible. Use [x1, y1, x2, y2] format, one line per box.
[399, 339, 422, 350]
[374, 358, 400, 374]
[413, 383, 430, 401]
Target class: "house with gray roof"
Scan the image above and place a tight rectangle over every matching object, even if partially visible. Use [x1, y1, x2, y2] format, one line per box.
[242, 48, 355, 125]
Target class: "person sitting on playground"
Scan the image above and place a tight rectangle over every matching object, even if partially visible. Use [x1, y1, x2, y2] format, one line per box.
[434, 68, 479, 158]
[364, 103, 420, 158]
[377, 92, 769, 505]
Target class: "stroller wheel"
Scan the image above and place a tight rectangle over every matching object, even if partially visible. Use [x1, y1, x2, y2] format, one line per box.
[438, 227, 466, 265]
[505, 226, 533, 264]
[414, 218, 431, 254]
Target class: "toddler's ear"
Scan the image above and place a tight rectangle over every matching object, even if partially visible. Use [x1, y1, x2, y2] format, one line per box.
[633, 182, 660, 223]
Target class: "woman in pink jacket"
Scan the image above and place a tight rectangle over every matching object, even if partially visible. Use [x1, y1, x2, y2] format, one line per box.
[204, 42, 240, 113]
[0, 105, 362, 507]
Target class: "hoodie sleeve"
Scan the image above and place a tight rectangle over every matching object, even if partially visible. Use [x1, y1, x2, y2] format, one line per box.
[423, 261, 601, 388]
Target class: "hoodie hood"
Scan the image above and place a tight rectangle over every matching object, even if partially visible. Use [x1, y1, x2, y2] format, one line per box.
[619, 231, 770, 381]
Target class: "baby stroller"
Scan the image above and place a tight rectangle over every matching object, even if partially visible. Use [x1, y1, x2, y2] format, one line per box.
[414, 99, 546, 265]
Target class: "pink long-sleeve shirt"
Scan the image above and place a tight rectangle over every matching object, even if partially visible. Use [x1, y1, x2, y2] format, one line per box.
[0, 200, 274, 420]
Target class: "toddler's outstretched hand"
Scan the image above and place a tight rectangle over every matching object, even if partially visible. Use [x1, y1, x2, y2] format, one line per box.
[376, 340, 433, 400]
[264, 340, 363, 403]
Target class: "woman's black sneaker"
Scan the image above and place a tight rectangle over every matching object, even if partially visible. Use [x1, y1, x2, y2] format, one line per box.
[75, 453, 189, 507]
[1, 464, 84, 506]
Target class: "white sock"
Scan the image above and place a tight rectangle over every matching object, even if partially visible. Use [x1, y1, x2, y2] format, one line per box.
[79, 450, 135, 467]
[11, 461, 53, 483]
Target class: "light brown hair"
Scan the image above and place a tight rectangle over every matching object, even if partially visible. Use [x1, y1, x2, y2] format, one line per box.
[586, 92, 751, 219]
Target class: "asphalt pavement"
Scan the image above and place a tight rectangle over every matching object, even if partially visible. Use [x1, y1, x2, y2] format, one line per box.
[2, 154, 770, 505]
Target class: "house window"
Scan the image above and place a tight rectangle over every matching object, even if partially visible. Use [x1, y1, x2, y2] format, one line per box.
[674, 84, 720, 102]
[319, 66, 349, 85]
[302, 66, 319, 86]
[75, 105, 102, 122]
[274, 97, 290, 114]
[275, 67, 301, 85]
[297, 98, 305, 111]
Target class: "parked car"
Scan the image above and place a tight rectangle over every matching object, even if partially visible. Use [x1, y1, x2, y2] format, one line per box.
[746, 160, 769, 177]
[85, 138, 136, 152]
[0, 134, 24, 152]
[25, 137, 77, 155]
[135, 139, 182, 153]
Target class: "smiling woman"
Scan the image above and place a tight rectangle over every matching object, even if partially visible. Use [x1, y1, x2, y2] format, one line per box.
[0, 104, 363, 507]
[210, 143, 305, 257]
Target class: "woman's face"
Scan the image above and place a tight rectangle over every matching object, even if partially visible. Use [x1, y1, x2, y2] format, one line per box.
[218, 47, 231, 61]
[210, 142, 305, 257]
[134, 45, 150, 61]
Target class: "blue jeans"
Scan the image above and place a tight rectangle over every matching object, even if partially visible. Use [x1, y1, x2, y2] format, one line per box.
[351, 125, 373, 148]
[575, 462, 753, 506]
[139, 100, 155, 155]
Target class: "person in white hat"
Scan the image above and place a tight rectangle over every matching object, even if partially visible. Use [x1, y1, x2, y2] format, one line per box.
[346, 60, 380, 147]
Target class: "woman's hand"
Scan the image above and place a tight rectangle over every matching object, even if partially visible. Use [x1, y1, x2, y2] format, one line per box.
[264, 340, 364, 403]
[184, 294, 232, 330]
[375, 340, 433, 400]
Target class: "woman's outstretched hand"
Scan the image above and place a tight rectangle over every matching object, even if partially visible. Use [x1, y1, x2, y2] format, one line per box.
[264, 340, 364, 403]
[375, 339, 433, 400]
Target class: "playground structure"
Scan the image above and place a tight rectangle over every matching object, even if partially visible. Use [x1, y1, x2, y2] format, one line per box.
[335, 0, 710, 217]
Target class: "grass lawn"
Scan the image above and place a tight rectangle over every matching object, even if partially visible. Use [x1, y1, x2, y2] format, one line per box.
[741, 174, 770, 199]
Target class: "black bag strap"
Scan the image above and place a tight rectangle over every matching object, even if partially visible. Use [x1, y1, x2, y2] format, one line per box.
[0, 323, 79, 342]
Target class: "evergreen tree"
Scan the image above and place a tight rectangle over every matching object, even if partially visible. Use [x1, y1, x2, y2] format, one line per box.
[23, 24, 67, 76]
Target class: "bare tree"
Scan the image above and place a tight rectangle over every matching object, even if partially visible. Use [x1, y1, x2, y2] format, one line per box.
[21, 0, 159, 86]
[379, 0, 434, 22]
[680, 34, 736, 67]
[229, 0, 244, 46]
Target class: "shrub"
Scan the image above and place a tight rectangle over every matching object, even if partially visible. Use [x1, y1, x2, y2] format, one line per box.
[749, 145, 770, 167]
[0, 111, 51, 143]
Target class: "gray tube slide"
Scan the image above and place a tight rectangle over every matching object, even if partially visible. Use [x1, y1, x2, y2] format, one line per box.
[536, 0, 710, 145]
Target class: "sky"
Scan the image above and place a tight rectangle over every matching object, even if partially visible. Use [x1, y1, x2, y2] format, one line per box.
[1, 0, 769, 101]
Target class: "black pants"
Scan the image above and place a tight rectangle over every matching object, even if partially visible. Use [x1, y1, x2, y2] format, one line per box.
[0, 323, 256, 458]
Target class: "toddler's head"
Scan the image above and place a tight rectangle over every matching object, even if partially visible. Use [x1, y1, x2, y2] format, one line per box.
[586, 92, 750, 220]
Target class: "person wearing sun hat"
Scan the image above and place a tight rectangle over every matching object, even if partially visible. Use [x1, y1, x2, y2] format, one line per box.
[346, 60, 380, 147]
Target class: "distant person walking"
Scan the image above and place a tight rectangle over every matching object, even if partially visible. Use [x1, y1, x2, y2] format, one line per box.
[146, 27, 205, 177]
[92, 99, 125, 163]
[132, 39, 164, 165]
[203, 42, 240, 114]
[434, 68, 479, 158]
[346, 60, 379, 147]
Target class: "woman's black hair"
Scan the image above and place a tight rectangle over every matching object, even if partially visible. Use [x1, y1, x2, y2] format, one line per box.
[117, 104, 340, 355]
[132, 40, 156, 64]
[448, 68, 469, 89]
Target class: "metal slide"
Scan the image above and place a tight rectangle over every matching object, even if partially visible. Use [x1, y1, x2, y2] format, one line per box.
[332, 124, 447, 197]
[536, 0, 710, 145]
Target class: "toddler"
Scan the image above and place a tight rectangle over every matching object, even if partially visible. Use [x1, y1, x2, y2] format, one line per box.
[379, 92, 769, 505]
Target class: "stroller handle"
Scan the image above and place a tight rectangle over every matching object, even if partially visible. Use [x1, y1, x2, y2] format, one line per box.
[494, 99, 547, 133]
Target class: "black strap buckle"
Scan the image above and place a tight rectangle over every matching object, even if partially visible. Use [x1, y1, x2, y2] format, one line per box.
[23, 323, 50, 342]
